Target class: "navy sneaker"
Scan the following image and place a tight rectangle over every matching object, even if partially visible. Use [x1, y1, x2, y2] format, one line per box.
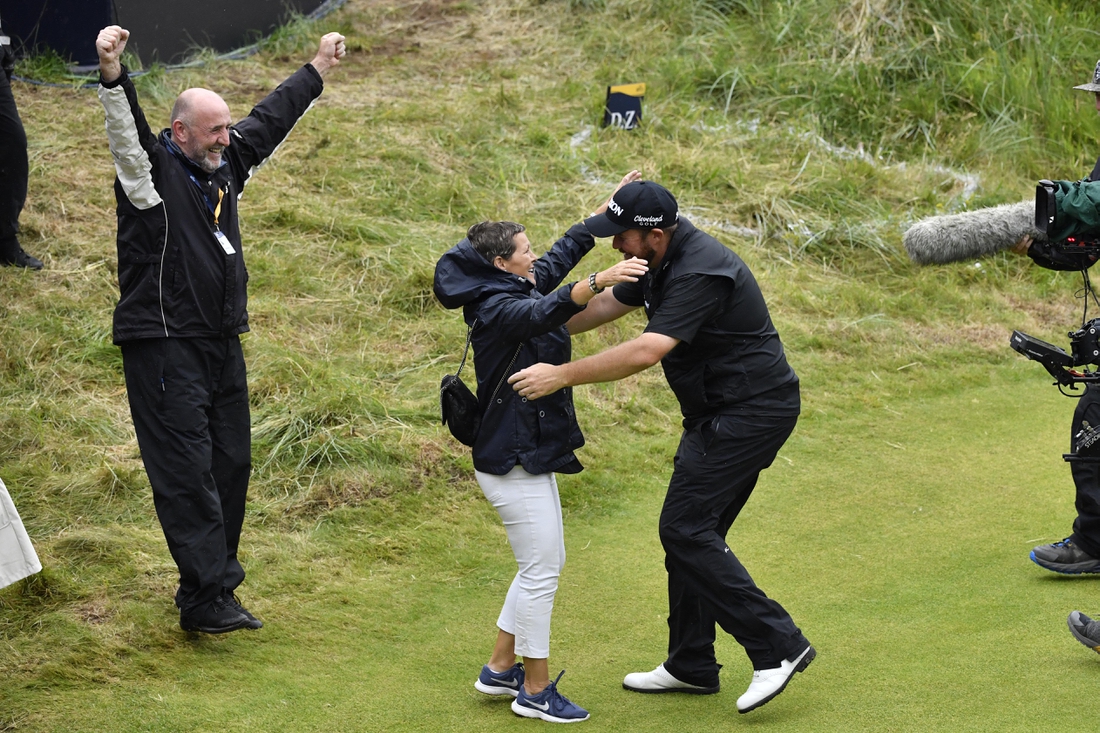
[511, 670, 589, 724]
[475, 662, 525, 697]
[1030, 538, 1100, 574]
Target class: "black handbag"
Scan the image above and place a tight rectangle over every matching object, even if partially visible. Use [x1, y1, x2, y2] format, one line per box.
[440, 321, 522, 447]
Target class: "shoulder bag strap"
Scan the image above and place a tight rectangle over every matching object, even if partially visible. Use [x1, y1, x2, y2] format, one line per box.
[455, 318, 477, 378]
[460, 318, 523, 410]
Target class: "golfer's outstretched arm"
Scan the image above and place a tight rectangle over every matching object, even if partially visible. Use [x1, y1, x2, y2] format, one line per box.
[566, 289, 639, 334]
[509, 332, 678, 399]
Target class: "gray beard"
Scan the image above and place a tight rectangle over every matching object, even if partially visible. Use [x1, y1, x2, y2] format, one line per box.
[192, 152, 220, 174]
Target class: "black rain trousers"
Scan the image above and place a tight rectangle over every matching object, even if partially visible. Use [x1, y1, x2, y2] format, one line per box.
[122, 337, 251, 615]
[0, 71, 27, 255]
[1072, 385, 1100, 557]
[659, 412, 808, 685]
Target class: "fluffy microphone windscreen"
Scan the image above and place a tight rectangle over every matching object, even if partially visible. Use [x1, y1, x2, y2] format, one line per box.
[903, 201, 1043, 265]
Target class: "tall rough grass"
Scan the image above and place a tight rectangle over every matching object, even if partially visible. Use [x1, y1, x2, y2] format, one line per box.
[597, 0, 1100, 175]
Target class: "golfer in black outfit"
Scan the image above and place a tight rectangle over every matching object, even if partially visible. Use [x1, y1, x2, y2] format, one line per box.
[509, 180, 814, 714]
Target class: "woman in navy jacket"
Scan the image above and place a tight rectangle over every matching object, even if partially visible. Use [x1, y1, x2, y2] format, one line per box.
[433, 173, 646, 724]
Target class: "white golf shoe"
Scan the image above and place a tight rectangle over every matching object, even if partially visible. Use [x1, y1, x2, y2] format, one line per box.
[736, 645, 815, 714]
[622, 663, 719, 695]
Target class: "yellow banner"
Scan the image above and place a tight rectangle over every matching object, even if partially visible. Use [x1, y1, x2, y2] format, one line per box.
[609, 83, 646, 97]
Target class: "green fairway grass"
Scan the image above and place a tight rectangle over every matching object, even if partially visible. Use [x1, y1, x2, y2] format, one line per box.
[5, 0, 1100, 729]
[4, 373, 1095, 731]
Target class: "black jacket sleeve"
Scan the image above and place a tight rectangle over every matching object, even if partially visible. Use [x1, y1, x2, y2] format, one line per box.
[97, 66, 164, 212]
[476, 287, 585, 344]
[1, 36, 13, 83]
[533, 223, 596, 294]
[228, 63, 324, 191]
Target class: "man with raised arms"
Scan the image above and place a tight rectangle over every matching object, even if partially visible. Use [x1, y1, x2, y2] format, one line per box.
[95, 25, 345, 634]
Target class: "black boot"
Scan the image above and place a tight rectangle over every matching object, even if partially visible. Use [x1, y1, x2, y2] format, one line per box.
[179, 595, 255, 634]
[0, 238, 42, 270]
[223, 589, 263, 629]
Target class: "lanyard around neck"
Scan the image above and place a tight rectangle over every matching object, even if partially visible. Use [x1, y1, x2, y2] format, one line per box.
[213, 186, 223, 227]
[184, 171, 225, 228]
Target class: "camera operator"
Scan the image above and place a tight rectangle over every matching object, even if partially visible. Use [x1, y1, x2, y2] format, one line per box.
[1016, 61, 1100, 575]
[0, 12, 43, 269]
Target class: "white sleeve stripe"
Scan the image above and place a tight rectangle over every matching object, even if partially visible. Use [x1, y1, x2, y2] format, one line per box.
[238, 98, 317, 199]
[97, 85, 163, 211]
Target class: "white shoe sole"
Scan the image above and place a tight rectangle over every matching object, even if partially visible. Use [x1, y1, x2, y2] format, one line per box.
[737, 645, 816, 714]
[622, 680, 719, 694]
[511, 699, 590, 723]
[622, 664, 719, 695]
[475, 679, 520, 697]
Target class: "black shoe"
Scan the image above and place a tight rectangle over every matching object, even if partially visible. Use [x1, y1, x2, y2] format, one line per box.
[223, 591, 263, 629]
[1068, 611, 1100, 654]
[179, 595, 255, 634]
[1030, 538, 1100, 574]
[0, 246, 43, 270]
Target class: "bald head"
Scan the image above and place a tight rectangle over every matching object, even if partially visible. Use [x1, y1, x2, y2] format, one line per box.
[170, 88, 232, 174]
[170, 88, 228, 128]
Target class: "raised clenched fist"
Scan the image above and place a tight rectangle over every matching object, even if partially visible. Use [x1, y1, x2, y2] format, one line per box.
[310, 32, 347, 77]
[96, 26, 130, 83]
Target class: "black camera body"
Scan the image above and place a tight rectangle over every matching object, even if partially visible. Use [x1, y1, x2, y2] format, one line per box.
[1011, 321, 1100, 387]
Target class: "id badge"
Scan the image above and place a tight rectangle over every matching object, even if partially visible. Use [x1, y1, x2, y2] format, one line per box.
[0, 36, 10, 47]
[214, 230, 235, 255]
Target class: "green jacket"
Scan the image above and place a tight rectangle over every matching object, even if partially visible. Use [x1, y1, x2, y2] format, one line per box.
[1050, 179, 1100, 240]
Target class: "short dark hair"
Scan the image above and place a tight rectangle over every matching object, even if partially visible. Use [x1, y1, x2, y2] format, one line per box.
[467, 221, 525, 262]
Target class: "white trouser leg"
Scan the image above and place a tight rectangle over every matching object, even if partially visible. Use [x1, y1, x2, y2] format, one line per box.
[476, 466, 566, 659]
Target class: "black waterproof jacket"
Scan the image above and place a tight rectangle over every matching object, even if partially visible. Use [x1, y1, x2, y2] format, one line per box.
[97, 64, 324, 344]
[433, 223, 595, 475]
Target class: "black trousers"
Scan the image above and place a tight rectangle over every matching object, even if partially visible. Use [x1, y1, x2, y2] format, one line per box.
[1071, 385, 1100, 557]
[121, 337, 252, 615]
[0, 72, 27, 253]
[659, 412, 808, 685]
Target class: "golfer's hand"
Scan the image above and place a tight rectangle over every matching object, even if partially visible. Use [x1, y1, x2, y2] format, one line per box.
[96, 26, 129, 83]
[311, 33, 347, 76]
[509, 363, 566, 400]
